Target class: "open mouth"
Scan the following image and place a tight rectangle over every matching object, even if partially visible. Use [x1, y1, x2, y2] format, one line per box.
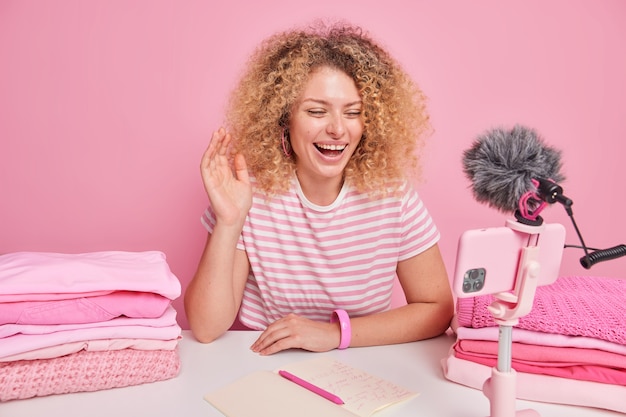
[314, 143, 347, 157]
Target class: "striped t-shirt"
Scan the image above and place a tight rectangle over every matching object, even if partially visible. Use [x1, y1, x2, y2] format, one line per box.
[201, 177, 440, 330]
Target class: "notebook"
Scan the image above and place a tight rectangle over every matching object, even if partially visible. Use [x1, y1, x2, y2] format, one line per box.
[204, 356, 418, 417]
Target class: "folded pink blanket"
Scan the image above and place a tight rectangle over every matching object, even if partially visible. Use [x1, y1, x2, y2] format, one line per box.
[0, 291, 172, 325]
[0, 251, 181, 302]
[456, 276, 626, 345]
[453, 341, 626, 385]
[442, 352, 626, 414]
[0, 348, 181, 401]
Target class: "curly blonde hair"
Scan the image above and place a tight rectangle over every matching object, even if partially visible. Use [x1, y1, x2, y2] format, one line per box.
[225, 21, 431, 196]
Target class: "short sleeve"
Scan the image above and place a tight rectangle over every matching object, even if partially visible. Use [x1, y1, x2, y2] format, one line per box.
[397, 184, 440, 261]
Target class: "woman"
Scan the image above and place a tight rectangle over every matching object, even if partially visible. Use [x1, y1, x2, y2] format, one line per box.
[185, 22, 454, 355]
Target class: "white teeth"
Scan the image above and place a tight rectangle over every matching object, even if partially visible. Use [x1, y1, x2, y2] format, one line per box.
[316, 144, 347, 151]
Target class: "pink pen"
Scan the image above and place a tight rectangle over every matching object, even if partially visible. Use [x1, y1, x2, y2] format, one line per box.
[278, 370, 345, 405]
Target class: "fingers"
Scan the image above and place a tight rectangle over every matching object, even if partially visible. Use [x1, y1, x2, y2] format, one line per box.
[233, 153, 249, 184]
[201, 128, 228, 168]
[251, 330, 292, 356]
[251, 315, 297, 355]
[201, 128, 247, 172]
[250, 315, 339, 355]
[201, 129, 237, 186]
[218, 130, 232, 156]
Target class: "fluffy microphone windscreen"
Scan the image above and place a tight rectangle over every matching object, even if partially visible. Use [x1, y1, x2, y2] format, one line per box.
[462, 125, 565, 213]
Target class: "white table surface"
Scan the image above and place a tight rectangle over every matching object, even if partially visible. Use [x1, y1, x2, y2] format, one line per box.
[1, 330, 621, 417]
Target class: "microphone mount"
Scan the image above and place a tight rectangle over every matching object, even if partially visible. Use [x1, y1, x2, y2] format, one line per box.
[536, 178, 573, 214]
[533, 178, 625, 269]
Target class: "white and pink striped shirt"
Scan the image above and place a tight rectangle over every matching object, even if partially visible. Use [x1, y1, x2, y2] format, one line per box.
[201, 177, 439, 330]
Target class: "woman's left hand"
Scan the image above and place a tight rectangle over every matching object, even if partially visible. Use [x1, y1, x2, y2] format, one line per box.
[250, 313, 340, 355]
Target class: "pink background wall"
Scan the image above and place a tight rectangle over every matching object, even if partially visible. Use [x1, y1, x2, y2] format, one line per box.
[1, 1, 625, 330]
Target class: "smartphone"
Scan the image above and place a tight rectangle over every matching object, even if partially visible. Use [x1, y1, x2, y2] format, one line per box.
[452, 222, 566, 298]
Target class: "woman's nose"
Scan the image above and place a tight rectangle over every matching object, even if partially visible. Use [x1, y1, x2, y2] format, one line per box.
[326, 115, 345, 137]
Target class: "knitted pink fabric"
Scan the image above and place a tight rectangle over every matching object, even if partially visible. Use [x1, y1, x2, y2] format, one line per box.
[456, 276, 626, 345]
[0, 348, 180, 401]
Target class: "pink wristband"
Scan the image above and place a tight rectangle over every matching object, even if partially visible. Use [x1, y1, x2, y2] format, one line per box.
[330, 309, 351, 349]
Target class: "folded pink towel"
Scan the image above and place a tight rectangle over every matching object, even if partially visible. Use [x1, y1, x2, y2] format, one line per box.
[456, 276, 626, 345]
[0, 348, 181, 401]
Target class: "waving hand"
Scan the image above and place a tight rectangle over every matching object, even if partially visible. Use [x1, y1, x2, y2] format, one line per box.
[201, 128, 253, 228]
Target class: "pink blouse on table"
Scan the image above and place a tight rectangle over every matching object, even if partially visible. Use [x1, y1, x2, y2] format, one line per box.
[0, 291, 172, 325]
[0, 305, 181, 359]
[0, 336, 180, 362]
[0, 251, 181, 302]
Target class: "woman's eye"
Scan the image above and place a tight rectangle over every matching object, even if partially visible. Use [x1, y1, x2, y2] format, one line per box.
[307, 110, 326, 116]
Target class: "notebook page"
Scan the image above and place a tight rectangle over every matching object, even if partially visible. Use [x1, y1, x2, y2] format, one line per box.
[204, 370, 354, 417]
[280, 356, 418, 417]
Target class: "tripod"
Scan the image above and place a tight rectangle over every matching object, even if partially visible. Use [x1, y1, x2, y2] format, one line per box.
[481, 218, 546, 417]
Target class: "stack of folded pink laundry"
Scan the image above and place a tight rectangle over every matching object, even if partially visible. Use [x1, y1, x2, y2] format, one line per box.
[442, 275, 626, 414]
[0, 251, 182, 401]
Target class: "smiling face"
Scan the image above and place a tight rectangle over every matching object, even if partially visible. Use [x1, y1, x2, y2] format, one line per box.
[288, 66, 364, 201]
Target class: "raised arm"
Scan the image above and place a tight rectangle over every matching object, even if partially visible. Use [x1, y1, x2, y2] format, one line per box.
[184, 128, 253, 343]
